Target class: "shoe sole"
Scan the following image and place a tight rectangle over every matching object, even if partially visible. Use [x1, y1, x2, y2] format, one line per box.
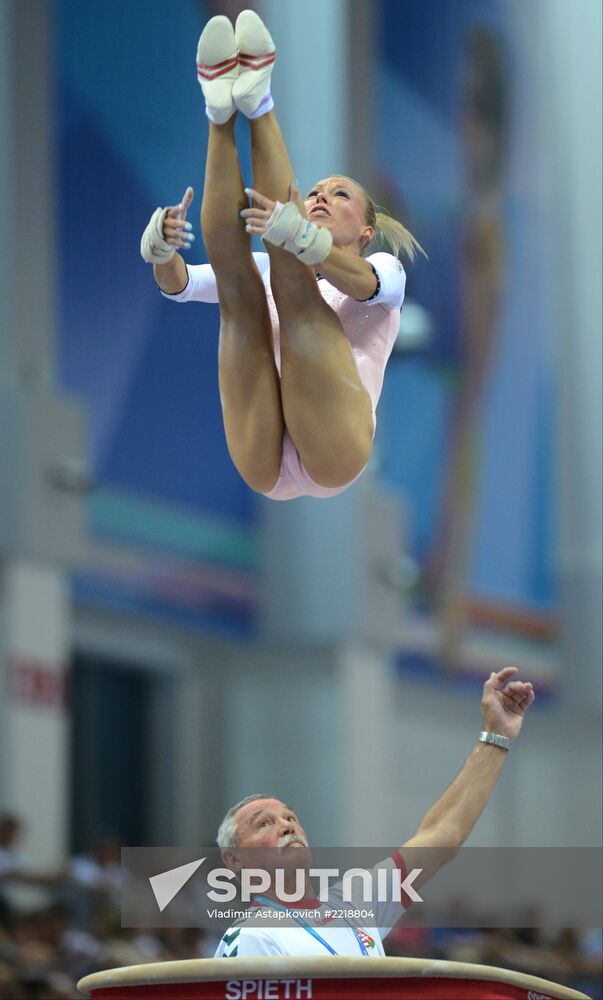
[233, 10, 275, 115]
[196, 15, 238, 123]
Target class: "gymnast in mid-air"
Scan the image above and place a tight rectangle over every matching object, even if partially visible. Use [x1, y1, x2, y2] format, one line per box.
[141, 10, 423, 501]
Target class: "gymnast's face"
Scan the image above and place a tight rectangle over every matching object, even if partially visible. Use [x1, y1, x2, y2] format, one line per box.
[305, 176, 374, 254]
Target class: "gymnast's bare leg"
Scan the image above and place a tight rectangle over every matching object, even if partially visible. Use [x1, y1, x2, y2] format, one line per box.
[249, 112, 374, 489]
[199, 12, 373, 491]
[201, 118, 284, 494]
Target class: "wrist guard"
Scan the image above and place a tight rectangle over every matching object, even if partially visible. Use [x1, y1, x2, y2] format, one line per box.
[140, 207, 176, 265]
[262, 201, 333, 265]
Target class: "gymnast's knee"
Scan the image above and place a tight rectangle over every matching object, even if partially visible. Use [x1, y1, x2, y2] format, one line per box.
[303, 433, 373, 490]
[232, 457, 281, 496]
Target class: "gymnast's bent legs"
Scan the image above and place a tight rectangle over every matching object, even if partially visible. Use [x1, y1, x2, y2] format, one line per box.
[201, 13, 374, 494]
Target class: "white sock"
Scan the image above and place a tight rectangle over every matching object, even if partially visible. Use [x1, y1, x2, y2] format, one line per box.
[247, 88, 274, 120]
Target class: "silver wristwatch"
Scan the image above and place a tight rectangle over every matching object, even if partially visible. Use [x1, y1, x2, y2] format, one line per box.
[479, 731, 512, 751]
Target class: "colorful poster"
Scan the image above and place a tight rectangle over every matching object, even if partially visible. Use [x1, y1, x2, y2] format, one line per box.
[373, 0, 558, 685]
[56, 0, 257, 633]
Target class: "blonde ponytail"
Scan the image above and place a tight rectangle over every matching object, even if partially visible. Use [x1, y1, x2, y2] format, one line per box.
[370, 210, 426, 262]
[361, 188, 426, 262]
[317, 175, 426, 262]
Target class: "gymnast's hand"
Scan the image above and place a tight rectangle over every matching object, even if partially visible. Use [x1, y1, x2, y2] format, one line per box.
[241, 183, 307, 236]
[162, 186, 196, 250]
[241, 184, 332, 265]
[480, 667, 535, 742]
[140, 186, 195, 265]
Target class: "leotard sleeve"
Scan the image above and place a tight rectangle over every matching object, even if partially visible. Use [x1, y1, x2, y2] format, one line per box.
[159, 263, 218, 303]
[360, 252, 406, 309]
[160, 252, 271, 304]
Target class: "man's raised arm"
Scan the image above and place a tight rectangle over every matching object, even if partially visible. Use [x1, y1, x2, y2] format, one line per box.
[400, 666, 535, 889]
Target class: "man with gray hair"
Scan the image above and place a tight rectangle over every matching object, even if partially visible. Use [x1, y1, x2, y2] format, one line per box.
[214, 666, 534, 957]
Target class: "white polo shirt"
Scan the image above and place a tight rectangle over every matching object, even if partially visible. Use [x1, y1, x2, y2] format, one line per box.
[214, 853, 412, 958]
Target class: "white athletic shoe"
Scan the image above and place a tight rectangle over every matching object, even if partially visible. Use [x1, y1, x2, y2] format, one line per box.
[233, 10, 276, 119]
[196, 16, 238, 124]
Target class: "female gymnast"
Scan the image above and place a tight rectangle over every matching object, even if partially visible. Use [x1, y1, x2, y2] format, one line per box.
[141, 10, 424, 501]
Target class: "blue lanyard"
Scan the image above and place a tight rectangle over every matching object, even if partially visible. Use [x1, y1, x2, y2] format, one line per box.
[252, 896, 369, 956]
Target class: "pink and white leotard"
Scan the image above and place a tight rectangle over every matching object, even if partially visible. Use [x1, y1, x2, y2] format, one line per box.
[161, 251, 405, 500]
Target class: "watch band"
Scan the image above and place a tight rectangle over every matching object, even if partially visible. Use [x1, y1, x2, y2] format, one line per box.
[479, 731, 512, 751]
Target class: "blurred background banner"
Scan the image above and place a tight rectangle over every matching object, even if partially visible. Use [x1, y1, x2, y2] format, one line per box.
[371, 0, 559, 681]
[56, 0, 258, 636]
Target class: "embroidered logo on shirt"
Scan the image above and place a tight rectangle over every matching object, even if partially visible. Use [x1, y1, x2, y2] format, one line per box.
[356, 929, 376, 950]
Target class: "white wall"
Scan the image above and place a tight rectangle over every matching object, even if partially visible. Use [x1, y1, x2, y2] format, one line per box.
[0, 0, 11, 386]
[204, 638, 603, 849]
[0, 561, 70, 864]
[386, 675, 602, 849]
[219, 644, 343, 846]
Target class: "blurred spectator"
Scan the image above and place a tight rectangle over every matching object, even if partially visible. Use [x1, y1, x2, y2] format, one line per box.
[384, 901, 603, 998]
[69, 837, 121, 896]
[0, 814, 67, 891]
[0, 814, 24, 877]
[66, 835, 122, 932]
